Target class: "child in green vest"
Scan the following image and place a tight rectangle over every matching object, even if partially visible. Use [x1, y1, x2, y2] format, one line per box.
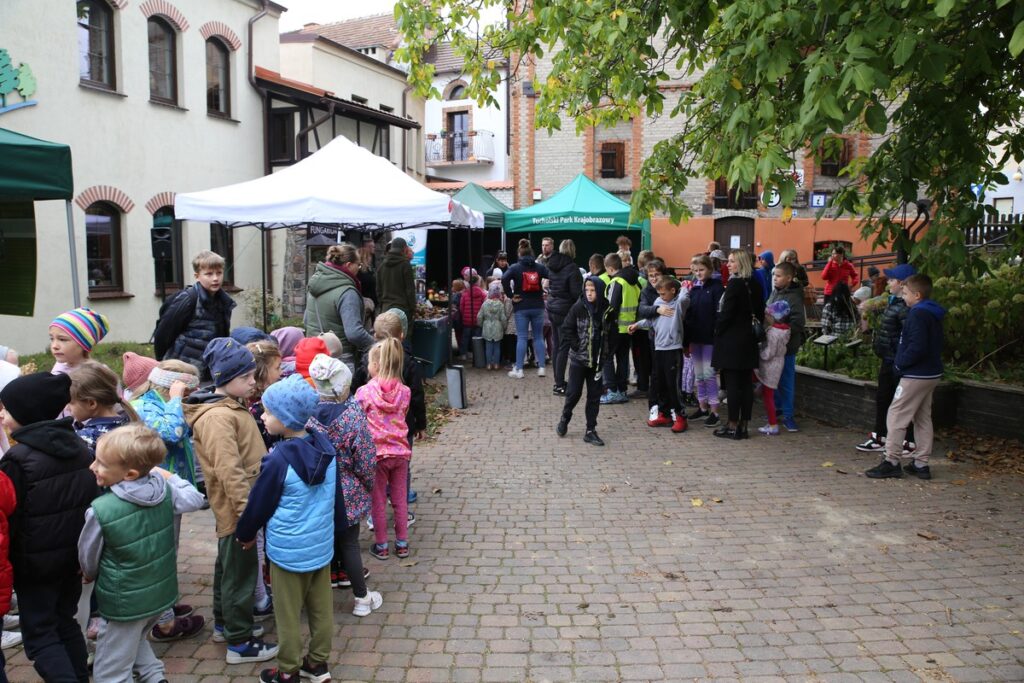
[78, 423, 205, 683]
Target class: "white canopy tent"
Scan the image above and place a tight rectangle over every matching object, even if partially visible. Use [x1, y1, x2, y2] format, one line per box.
[174, 134, 483, 229]
[174, 135, 483, 327]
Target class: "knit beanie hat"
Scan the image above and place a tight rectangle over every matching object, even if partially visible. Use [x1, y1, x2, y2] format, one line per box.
[122, 352, 160, 391]
[203, 337, 256, 387]
[308, 353, 353, 400]
[294, 337, 329, 378]
[487, 281, 502, 299]
[319, 331, 344, 359]
[261, 374, 320, 431]
[385, 307, 409, 337]
[0, 372, 72, 426]
[766, 300, 791, 322]
[50, 307, 110, 352]
[230, 326, 273, 345]
[270, 326, 304, 359]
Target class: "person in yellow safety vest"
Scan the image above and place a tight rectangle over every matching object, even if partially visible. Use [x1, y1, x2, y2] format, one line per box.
[600, 252, 642, 405]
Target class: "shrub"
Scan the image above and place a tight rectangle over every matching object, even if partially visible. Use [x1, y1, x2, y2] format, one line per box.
[934, 262, 1024, 369]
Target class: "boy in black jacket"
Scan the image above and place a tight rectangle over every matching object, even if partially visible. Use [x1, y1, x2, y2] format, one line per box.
[0, 373, 98, 682]
[557, 279, 606, 446]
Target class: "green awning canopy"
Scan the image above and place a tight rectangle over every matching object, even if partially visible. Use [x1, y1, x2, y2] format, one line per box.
[451, 182, 508, 229]
[506, 173, 648, 234]
[0, 127, 73, 201]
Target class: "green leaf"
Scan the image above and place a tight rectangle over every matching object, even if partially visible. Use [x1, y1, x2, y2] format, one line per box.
[893, 34, 917, 66]
[1010, 20, 1024, 58]
[865, 103, 888, 134]
[934, 0, 955, 18]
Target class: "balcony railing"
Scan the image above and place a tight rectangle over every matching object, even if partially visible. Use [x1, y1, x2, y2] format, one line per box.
[425, 129, 495, 166]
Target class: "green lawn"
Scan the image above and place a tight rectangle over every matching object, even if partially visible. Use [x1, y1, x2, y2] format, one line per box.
[20, 342, 155, 377]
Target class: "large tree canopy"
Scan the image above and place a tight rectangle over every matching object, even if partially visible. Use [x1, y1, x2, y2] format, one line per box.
[396, 0, 1024, 272]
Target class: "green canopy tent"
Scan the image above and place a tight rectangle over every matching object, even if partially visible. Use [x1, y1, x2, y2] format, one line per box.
[0, 127, 78, 311]
[426, 182, 509, 287]
[451, 182, 508, 230]
[506, 174, 650, 253]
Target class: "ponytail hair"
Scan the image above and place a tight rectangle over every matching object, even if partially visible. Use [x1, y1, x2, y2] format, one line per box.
[368, 337, 404, 382]
[517, 238, 533, 257]
[70, 360, 139, 422]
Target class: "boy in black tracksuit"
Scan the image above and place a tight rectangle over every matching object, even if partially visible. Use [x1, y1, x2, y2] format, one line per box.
[556, 278, 606, 446]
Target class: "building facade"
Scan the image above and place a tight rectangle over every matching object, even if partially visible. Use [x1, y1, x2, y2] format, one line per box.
[0, 0, 285, 352]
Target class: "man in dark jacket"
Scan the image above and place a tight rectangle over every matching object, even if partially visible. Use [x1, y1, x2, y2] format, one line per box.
[765, 261, 806, 432]
[544, 243, 583, 394]
[866, 274, 944, 480]
[0, 372, 98, 682]
[557, 278, 606, 446]
[856, 263, 916, 454]
[376, 238, 417, 324]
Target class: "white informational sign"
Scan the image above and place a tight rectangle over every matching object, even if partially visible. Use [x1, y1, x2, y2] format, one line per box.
[811, 193, 828, 208]
[730, 235, 741, 249]
[391, 227, 427, 280]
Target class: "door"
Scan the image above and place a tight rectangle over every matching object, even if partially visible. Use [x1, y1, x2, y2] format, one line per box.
[714, 217, 755, 253]
[447, 111, 469, 161]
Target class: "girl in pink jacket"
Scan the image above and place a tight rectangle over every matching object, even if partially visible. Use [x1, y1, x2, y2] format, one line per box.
[757, 300, 792, 436]
[355, 337, 412, 560]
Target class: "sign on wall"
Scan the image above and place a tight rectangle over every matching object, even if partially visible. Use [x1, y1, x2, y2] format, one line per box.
[0, 48, 37, 116]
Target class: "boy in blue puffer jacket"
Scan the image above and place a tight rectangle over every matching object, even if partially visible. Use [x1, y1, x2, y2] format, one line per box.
[865, 274, 945, 482]
[236, 375, 337, 683]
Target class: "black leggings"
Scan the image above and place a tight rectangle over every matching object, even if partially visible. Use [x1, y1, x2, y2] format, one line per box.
[562, 360, 601, 432]
[652, 349, 683, 415]
[720, 368, 754, 423]
[332, 521, 368, 598]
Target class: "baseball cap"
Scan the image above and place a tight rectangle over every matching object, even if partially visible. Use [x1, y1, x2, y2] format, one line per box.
[882, 263, 917, 281]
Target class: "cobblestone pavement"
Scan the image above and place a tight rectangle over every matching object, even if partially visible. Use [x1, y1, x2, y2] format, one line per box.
[7, 368, 1024, 682]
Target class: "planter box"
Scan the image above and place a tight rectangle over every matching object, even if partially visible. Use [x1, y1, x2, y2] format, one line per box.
[956, 379, 1024, 441]
[794, 366, 958, 430]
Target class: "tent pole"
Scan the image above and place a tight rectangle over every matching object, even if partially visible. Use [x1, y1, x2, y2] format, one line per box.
[261, 228, 268, 330]
[446, 224, 453, 366]
[65, 200, 81, 308]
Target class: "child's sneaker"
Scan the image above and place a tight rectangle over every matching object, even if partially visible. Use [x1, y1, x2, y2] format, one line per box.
[599, 391, 617, 405]
[258, 667, 298, 682]
[507, 368, 524, 379]
[902, 440, 917, 456]
[865, 459, 904, 479]
[856, 432, 886, 452]
[334, 567, 370, 589]
[903, 462, 932, 480]
[647, 412, 671, 427]
[703, 413, 721, 428]
[252, 599, 274, 621]
[352, 591, 383, 617]
[395, 541, 410, 558]
[211, 623, 264, 643]
[670, 411, 687, 433]
[688, 407, 709, 420]
[149, 615, 206, 642]
[300, 656, 332, 682]
[2, 614, 18, 630]
[225, 637, 279, 664]
[758, 424, 780, 436]
[648, 405, 660, 422]
[537, 366, 545, 377]
[370, 543, 389, 560]
[1, 630, 22, 650]
[781, 416, 799, 432]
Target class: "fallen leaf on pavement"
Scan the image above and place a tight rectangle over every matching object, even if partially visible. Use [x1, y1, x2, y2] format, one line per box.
[951, 480, 967, 485]
[835, 468, 849, 474]
[712, 497, 723, 503]
[691, 498, 704, 507]
[821, 461, 834, 468]
[577, 602, 589, 610]
[399, 560, 419, 567]
[917, 531, 939, 541]
[432, 488, 442, 494]
[663, 460, 673, 465]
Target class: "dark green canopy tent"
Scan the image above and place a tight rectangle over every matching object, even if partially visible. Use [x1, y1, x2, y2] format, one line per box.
[0, 127, 79, 309]
[506, 174, 650, 248]
[451, 182, 508, 230]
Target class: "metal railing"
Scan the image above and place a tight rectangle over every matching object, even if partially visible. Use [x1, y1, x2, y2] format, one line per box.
[425, 129, 495, 165]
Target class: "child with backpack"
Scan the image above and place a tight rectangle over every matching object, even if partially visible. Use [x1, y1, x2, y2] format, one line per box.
[152, 250, 236, 379]
[756, 301, 792, 436]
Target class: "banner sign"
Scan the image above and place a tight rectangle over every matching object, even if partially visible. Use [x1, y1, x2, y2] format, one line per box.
[391, 228, 427, 280]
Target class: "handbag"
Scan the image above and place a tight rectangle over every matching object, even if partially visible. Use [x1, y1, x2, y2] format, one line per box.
[744, 280, 767, 347]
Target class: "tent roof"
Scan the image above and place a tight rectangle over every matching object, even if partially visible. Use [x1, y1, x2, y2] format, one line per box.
[0, 127, 73, 201]
[505, 174, 645, 233]
[451, 182, 508, 229]
[174, 135, 482, 229]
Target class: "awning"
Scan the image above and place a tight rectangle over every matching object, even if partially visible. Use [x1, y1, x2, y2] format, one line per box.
[505, 173, 647, 234]
[451, 182, 508, 229]
[0, 127, 73, 200]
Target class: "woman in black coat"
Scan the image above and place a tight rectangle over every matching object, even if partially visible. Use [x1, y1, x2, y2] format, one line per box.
[712, 250, 763, 439]
[545, 239, 584, 394]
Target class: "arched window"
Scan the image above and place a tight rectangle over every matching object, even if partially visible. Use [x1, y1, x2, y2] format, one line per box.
[148, 16, 177, 104]
[153, 206, 184, 288]
[447, 84, 466, 100]
[77, 0, 115, 88]
[206, 38, 230, 116]
[85, 202, 123, 291]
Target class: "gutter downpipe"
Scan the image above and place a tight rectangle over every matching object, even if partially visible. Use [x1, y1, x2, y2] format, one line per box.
[249, 0, 272, 328]
[402, 83, 414, 178]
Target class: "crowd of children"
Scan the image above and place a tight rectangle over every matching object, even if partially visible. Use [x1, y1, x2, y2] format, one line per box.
[0, 246, 425, 682]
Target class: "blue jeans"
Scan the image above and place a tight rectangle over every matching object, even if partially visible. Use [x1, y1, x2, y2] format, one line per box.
[774, 354, 796, 419]
[485, 339, 501, 366]
[514, 308, 546, 370]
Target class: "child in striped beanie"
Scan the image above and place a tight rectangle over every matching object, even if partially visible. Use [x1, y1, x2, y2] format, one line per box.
[49, 307, 110, 374]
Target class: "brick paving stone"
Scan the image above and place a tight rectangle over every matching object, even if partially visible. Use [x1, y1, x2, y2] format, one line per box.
[6, 367, 1024, 681]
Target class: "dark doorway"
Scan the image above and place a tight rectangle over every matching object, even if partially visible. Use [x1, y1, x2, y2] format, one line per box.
[714, 217, 755, 253]
[446, 111, 469, 161]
